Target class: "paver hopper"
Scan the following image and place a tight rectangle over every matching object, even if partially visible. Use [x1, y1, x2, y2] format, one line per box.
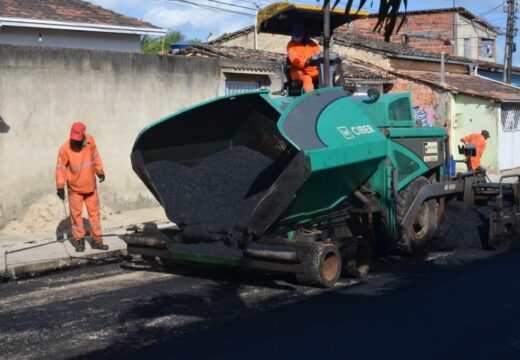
[130, 87, 452, 286]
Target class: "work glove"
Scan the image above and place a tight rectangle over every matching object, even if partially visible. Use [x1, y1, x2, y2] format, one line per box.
[57, 188, 66, 200]
[97, 173, 105, 183]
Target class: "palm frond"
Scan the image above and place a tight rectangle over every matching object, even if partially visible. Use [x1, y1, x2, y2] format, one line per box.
[322, 0, 408, 42]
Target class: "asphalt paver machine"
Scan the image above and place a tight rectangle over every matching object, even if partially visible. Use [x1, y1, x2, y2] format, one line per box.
[125, 2, 519, 287]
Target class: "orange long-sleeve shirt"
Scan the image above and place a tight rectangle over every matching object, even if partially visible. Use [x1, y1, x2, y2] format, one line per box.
[56, 134, 104, 194]
[461, 133, 487, 170]
[287, 38, 320, 75]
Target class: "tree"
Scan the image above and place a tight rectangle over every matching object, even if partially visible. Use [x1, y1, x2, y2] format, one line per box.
[323, 0, 408, 41]
[140, 30, 202, 54]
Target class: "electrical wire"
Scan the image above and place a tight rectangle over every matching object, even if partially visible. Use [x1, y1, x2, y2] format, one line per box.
[479, 3, 505, 17]
[163, 0, 256, 17]
[205, 0, 257, 11]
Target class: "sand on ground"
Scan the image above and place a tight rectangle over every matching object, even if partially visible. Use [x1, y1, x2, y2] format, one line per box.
[0, 194, 169, 246]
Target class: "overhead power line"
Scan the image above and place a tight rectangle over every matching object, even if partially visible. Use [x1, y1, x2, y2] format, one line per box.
[478, 4, 504, 17]
[205, 0, 257, 11]
[164, 0, 256, 17]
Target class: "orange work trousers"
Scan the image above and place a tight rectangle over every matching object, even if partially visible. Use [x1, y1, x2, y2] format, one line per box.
[291, 67, 319, 93]
[68, 190, 102, 243]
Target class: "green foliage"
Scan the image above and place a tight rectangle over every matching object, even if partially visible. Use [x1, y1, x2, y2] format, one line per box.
[140, 30, 202, 53]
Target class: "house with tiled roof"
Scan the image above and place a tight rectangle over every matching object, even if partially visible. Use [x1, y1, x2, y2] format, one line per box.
[0, 0, 165, 52]
[206, 23, 520, 173]
[176, 44, 395, 96]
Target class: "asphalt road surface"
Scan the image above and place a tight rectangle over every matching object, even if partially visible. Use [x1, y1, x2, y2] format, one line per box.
[1, 246, 520, 360]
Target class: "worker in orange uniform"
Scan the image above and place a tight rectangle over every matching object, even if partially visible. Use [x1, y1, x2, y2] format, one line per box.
[461, 130, 490, 171]
[56, 122, 108, 252]
[287, 24, 321, 93]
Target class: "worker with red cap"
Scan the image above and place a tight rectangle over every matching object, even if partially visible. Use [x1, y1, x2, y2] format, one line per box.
[287, 24, 321, 93]
[56, 122, 107, 252]
[461, 130, 490, 171]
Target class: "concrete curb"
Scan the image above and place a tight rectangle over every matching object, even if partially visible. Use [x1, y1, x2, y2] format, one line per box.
[0, 237, 127, 280]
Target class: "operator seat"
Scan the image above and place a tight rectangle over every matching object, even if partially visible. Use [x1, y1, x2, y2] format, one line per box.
[284, 53, 344, 96]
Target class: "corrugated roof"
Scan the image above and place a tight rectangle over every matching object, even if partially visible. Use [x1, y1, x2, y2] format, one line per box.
[209, 25, 474, 64]
[335, 30, 436, 58]
[176, 44, 394, 81]
[176, 44, 285, 62]
[393, 70, 520, 102]
[209, 23, 512, 71]
[0, 0, 160, 29]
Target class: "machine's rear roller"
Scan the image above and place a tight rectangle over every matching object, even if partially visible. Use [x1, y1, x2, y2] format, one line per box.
[296, 243, 342, 288]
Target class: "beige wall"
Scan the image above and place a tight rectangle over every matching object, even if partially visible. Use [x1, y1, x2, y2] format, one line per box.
[221, 31, 288, 52]
[450, 94, 499, 172]
[0, 45, 282, 227]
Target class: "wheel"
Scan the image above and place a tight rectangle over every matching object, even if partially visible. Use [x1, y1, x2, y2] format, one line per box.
[338, 237, 370, 278]
[396, 176, 438, 257]
[296, 243, 342, 288]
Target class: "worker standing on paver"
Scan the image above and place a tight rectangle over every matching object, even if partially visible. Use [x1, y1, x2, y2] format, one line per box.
[461, 130, 490, 171]
[287, 24, 321, 93]
[56, 122, 108, 252]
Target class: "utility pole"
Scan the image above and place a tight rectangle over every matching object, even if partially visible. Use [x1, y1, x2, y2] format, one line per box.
[503, 0, 517, 84]
[253, 2, 260, 50]
[323, 1, 331, 87]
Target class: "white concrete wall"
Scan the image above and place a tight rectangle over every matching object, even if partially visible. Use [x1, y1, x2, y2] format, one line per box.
[0, 45, 282, 228]
[0, 26, 141, 52]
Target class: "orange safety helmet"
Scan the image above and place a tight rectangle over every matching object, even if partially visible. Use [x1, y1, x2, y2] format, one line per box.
[70, 122, 86, 141]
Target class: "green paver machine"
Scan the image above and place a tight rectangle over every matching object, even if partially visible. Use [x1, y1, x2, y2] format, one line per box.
[125, 2, 519, 287]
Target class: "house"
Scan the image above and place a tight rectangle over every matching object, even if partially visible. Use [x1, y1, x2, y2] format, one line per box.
[332, 31, 520, 173]
[349, 7, 500, 63]
[390, 69, 520, 172]
[174, 45, 285, 96]
[0, 0, 165, 52]
[176, 44, 395, 96]
[207, 25, 520, 173]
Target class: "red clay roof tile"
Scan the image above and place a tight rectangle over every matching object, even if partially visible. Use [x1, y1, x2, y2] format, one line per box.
[0, 0, 160, 29]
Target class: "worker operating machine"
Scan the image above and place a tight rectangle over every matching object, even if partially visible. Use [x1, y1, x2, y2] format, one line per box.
[125, 2, 519, 287]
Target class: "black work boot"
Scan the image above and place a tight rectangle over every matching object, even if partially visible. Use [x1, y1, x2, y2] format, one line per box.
[72, 239, 85, 252]
[92, 242, 109, 250]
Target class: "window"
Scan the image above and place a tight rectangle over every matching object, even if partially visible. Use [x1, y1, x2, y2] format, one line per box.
[480, 39, 494, 58]
[501, 103, 520, 132]
[225, 80, 260, 95]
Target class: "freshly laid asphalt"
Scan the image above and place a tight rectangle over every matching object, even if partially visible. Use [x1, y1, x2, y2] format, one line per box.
[2, 244, 520, 360]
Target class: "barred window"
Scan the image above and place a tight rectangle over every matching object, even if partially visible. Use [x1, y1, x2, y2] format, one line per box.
[501, 103, 520, 132]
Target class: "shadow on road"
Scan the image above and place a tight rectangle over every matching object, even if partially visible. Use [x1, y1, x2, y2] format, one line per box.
[69, 244, 520, 360]
[55, 217, 90, 240]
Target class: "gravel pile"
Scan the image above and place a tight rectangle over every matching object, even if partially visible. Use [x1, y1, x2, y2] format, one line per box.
[434, 200, 491, 250]
[146, 146, 282, 241]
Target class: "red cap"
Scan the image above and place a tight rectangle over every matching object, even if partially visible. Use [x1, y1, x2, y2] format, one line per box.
[70, 122, 86, 141]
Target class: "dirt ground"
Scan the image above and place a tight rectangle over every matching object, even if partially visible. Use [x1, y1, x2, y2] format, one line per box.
[0, 193, 168, 246]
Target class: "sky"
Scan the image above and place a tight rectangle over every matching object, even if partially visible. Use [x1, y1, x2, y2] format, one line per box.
[89, 0, 519, 65]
